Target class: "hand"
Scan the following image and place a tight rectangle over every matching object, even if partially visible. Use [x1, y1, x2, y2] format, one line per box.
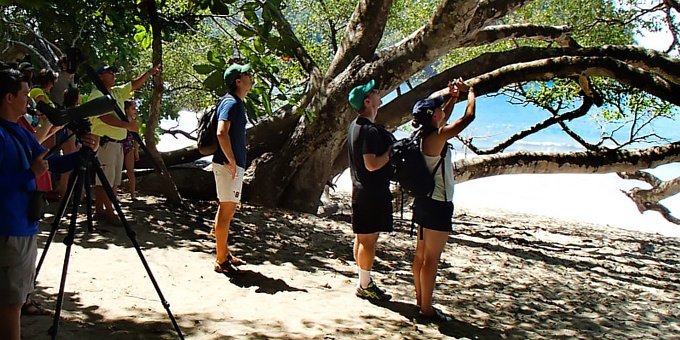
[134, 150, 140, 162]
[148, 64, 161, 76]
[31, 150, 49, 177]
[225, 162, 236, 179]
[80, 134, 100, 151]
[455, 77, 470, 92]
[448, 80, 460, 99]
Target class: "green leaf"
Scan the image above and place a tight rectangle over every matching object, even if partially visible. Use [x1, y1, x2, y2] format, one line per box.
[243, 7, 259, 25]
[193, 64, 216, 75]
[236, 24, 256, 38]
[203, 70, 224, 90]
[207, 50, 220, 64]
[254, 37, 266, 54]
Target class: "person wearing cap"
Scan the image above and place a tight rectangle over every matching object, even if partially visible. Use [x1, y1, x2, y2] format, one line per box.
[212, 62, 253, 274]
[88, 63, 160, 225]
[410, 78, 475, 322]
[18, 62, 34, 87]
[347, 79, 395, 301]
[29, 69, 61, 145]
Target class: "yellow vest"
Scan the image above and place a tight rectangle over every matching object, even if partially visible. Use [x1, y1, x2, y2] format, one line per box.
[88, 82, 133, 140]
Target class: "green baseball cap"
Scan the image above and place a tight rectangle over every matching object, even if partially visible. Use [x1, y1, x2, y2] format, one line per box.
[223, 63, 251, 85]
[348, 79, 376, 111]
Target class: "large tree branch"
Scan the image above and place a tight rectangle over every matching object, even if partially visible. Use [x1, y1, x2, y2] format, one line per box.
[325, 0, 394, 79]
[461, 24, 572, 47]
[378, 45, 679, 129]
[454, 142, 680, 183]
[617, 171, 680, 225]
[448, 56, 680, 106]
[374, 0, 531, 89]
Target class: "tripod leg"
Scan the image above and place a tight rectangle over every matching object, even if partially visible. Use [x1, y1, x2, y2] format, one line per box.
[49, 166, 86, 339]
[84, 165, 95, 232]
[90, 156, 185, 339]
[35, 167, 80, 280]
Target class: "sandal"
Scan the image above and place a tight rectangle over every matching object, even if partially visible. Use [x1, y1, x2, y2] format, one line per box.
[227, 253, 247, 266]
[214, 260, 239, 275]
[419, 307, 452, 323]
[22, 299, 52, 316]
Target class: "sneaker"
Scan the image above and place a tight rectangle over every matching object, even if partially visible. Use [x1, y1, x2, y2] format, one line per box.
[355, 280, 392, 301]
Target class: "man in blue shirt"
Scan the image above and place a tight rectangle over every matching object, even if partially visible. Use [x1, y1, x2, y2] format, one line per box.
[212, 63, 252, 274]
[0, 69, 99, 340]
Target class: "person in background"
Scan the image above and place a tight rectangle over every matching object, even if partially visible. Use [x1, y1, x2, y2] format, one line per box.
[18, 62, 34, 87]
[53, 86, 81, 199]
[122, 100, 139, 200]
[410, 78, 475, 322]
[50, 56, 76, 108]
[29, 69, 62, 145]
[88, 64, 159, 224]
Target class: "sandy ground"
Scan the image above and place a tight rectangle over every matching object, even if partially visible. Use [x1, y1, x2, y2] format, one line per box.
[21, 192, 680, 339]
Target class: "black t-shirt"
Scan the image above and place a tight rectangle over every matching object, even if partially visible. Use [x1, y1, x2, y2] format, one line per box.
[348, 117, 395, 191]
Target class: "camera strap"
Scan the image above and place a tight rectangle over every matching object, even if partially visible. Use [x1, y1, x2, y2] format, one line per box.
[0, 119, 34, 170]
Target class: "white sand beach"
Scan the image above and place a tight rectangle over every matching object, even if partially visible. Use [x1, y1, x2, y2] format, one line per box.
[332, 163, 680, 238]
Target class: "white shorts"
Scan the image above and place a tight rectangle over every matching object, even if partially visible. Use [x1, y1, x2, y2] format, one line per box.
[95, 141, 124, 187]
[213, 163, 244, 203]
[0, 235, 37, 305]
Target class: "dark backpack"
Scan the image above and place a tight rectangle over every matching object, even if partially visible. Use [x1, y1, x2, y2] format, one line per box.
[390, 131, 446, 197]
[196, 96, 226, 155]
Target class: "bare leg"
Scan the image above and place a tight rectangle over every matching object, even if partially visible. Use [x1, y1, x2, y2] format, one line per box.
[94, 186, 106, 215]
[124, 151, 136, 199]
[416, 228, 449, 315]
[355, 233, 379, 271]
[412, 226, 425, 307]
[0, 303, 22, 340]
[215, 202, 237, 264]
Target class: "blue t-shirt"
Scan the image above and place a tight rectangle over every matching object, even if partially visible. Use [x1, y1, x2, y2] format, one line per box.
[0, 118, 44, 236]
[212, 94, 247, 168]
[0, 118, 80, 237]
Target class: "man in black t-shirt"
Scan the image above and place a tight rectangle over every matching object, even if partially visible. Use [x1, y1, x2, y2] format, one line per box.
[347, 79, 395, 301]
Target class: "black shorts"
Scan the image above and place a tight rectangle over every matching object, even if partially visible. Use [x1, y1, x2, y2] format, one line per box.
[351, 188, 393, 234]
[413, 196, 454, 232]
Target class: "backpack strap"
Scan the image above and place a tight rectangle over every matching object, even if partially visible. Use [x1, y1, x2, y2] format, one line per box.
[347, 120, 367, 186]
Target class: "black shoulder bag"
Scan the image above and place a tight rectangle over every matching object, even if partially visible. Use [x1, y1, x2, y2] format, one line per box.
[0, 120, 48, 222]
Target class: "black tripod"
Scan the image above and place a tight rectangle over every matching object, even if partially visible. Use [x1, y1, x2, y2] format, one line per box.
[33, 129, 184, 339]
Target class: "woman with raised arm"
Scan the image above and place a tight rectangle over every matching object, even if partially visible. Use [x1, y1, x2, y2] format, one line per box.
[411, 78, 476, 322]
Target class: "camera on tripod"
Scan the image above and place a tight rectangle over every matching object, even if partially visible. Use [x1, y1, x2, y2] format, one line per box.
[36, 95, 116, 128]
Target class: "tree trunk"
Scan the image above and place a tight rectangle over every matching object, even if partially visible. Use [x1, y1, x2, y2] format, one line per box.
[141, 0, 182, 206]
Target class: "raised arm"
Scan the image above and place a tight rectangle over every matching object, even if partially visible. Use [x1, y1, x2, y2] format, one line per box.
[439, 85, 475, 140]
